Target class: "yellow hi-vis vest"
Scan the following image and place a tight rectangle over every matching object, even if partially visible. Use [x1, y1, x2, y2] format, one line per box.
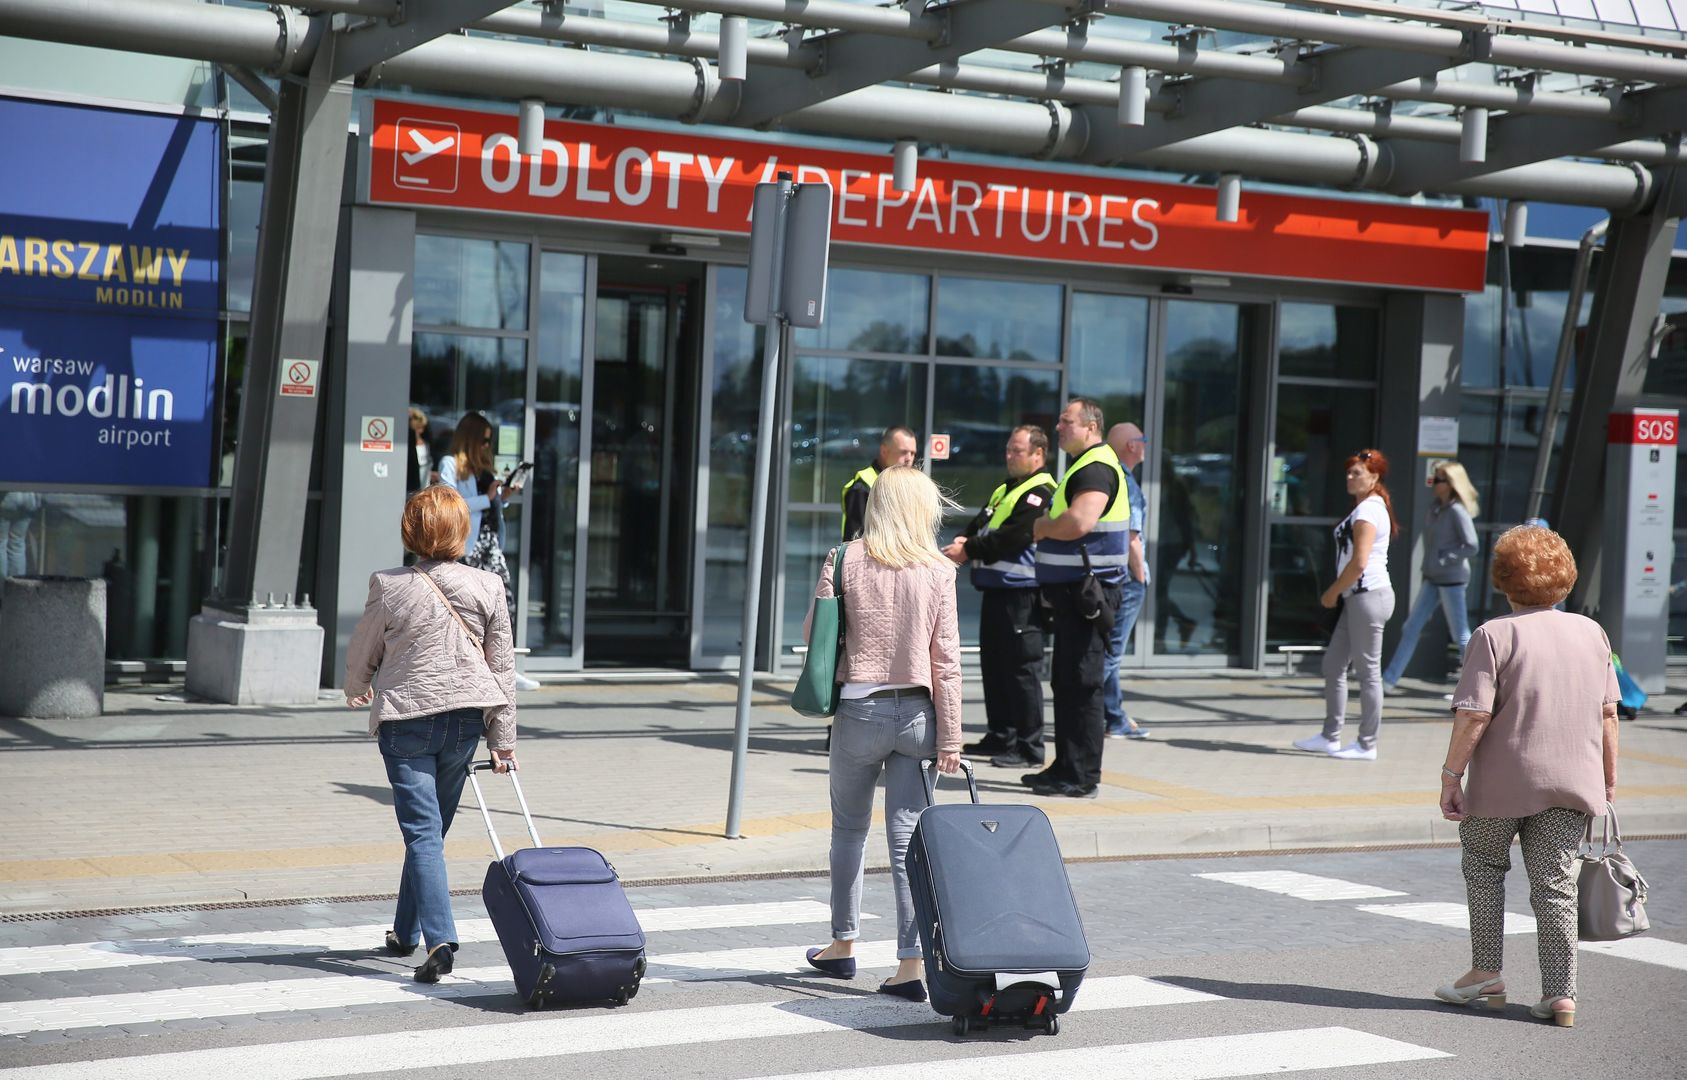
[969, 471, 1055, 590]
[1034, 442, 1129, 585]
[840, 464, 879, 538]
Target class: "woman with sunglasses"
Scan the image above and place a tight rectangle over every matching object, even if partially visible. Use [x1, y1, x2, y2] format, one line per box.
[1382, 462, 1481, 689]
[1294, 448, 1398, 761]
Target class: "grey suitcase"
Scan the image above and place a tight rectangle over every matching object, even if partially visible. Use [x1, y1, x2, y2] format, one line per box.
[906, 760, 1089, 1036]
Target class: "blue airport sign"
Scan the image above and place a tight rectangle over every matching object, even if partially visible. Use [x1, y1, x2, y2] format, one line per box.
[0, 96, 222, 487]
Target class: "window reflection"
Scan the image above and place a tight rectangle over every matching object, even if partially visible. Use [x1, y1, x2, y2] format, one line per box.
[929, 365, 1060, 509]
[526, 253, 587, 657]
[1271, 386, 1377, 518]
[1266, 523, 1334, 648]
[788, 356, 925, 507]
[414, 235, 529, 330]
[1278, 304, 1378, 380]
[701, 267, 766, 659]
[1068, 292, 1148, 431]
[936, 277, 1061, 362]
[792, 268, 928, 354]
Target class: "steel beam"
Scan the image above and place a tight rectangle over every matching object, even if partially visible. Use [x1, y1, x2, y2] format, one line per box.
[330, 0, 516, 80]
[728, 0, 1077, 128]
[1383, 84, 1687, 195]
[0, 0, 316, 72]
[219, 34, 355, 608]
[1553, 169, 1685, 613]
[1085, 45, 1449, 162]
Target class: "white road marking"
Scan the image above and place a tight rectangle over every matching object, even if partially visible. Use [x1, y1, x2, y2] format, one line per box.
[1579, 936, 1687, 970]
[1195, 871, 1408, 901]
[751, 1027, 1450, 1080]
[1356, 902, 1537, 934]
[0, 936, 1018, 1035]
[0, 901, 856, 977]
[0, 976, 1223, 1079]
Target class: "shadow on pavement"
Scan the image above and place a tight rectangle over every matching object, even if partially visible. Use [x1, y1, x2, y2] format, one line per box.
[1161, 738, 1291, 755]
[1156, 975, 1461, 1015]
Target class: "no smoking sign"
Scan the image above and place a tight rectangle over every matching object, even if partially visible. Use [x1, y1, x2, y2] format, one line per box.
[360, 415, 394, 453]
[278, 358, 319, 398]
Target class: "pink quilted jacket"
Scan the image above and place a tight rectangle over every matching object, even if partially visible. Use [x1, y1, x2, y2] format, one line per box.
[344, 560, 516, 749]
[806, 544, 963, 752]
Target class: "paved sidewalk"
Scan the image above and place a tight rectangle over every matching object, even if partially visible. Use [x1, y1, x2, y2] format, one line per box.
[2, 671, 1684, 914]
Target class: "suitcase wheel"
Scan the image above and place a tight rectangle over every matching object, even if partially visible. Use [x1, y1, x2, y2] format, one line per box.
[527, 991, 546, 1010]
[1044, 1014, 1059, 1036]
[952, 1016, 971, 1037]
[613, 988, 630, 1006]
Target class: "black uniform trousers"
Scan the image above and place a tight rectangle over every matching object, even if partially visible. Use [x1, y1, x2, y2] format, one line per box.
[977, 587, 1046, 763]
[1044, 580, 1123, 789]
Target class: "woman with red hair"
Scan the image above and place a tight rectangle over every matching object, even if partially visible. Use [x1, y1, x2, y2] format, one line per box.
[1294, 449, 1397, 761]
[1434, 525, 1618, 1028]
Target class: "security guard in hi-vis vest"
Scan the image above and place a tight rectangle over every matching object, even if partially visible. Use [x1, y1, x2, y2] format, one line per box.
[942, 426, 1057, 769]
[840, 426, 918, 541]
[1025, 398, 1129, 799]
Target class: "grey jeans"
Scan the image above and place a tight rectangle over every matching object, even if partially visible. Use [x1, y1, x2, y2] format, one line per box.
[1321, 588, 1396, 749]
[828, 689, 936, 959]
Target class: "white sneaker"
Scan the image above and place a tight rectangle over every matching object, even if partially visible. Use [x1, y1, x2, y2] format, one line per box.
[1293, 734, 1340, 755]
[513, 673, 541, 692]
[1331, 744, 1377, 761]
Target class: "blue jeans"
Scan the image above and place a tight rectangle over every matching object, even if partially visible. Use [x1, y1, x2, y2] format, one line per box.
[381, 707, 485, 952]
[1381, 581, 1471, 686]
[1103, 579, 1147, 733]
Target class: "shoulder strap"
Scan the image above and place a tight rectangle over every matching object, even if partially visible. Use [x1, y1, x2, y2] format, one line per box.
[413, 566, 484, 653]
[832, 542, 849, 596]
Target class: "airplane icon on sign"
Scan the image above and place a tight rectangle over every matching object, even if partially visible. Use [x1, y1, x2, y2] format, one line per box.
[402, 129, 455, 165]
[392, 117, 461, 192]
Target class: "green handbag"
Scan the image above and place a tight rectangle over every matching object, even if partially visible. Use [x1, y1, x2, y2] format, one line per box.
[791, 542, 849, 718]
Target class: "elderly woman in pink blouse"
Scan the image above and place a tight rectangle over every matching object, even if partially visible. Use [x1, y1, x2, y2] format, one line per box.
[801, 466, 963, 1005]
[1434, 525, 1619, 1029]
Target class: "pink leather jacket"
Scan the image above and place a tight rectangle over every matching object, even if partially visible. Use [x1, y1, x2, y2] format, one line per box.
[344, 560, 516, 749]
[806, 544, 964, 753]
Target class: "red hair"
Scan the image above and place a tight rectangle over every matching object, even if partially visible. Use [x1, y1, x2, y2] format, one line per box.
[401, 484, 471, 561]
[1346, 448, 1399, 536]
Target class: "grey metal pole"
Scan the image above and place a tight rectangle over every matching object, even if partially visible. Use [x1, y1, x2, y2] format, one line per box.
[1524, 218, 1607, 524]
[725, 176, 792, 840]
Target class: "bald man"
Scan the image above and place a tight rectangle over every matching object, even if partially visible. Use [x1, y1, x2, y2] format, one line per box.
[1102, 422, 1151, 741]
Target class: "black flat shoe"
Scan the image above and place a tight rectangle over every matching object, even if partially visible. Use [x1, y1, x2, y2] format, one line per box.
[991, 752, 1041, 768]
[413, 943, 455, 983]
[805, 947, 857, 978]
[962, 738, 1008, 756]
[1034, 781, 1098, 799]
[385, 931, 417, 958]
[878, 978, 927, 1002]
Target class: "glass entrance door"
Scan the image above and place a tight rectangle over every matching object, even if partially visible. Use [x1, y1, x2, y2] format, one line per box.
[1151, 300, 1256, 661]
[582, 256, 702, 664]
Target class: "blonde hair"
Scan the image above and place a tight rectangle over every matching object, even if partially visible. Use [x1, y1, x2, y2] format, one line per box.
[861, 466, 959, 569]
[1438, 460, 1481, 518]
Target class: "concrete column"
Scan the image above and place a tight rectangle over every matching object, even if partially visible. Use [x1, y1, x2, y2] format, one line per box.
[320, 206, 416, 687]
[1378, 290, 1465, 679]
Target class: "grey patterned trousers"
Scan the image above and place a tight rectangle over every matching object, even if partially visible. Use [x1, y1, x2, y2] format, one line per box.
[1459, 807, 1588, 1000]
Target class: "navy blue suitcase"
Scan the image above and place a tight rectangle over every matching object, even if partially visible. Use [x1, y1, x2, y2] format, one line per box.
[467, 763, 647, 1008]
[906, 760, 1089, 1036]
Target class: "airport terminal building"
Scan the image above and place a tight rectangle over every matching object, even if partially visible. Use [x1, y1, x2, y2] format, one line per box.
[0, 1, 1682, 686]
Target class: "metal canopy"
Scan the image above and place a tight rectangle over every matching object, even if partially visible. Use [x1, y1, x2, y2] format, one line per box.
[1, 0, 1684, 207]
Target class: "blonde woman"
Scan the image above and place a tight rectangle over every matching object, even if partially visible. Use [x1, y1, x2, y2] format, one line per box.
[801, 466, 963, 1004]
[1383, 461, 1481, 688]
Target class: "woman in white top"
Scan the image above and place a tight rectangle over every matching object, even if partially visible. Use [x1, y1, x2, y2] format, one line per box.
[1295, 448, 1397, 760]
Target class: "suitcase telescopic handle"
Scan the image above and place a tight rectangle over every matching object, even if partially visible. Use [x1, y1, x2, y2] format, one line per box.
[466, 760, 543, 861]
[919, 758, 979, 807]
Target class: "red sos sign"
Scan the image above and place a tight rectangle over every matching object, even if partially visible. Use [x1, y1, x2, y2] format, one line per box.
[1609, 411, 1679, 445]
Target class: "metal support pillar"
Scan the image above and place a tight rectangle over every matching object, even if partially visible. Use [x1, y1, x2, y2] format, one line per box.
[1378, 291, 1465, 678]
[187, 35, 352, 704]
[1554, 170, 1683, 615]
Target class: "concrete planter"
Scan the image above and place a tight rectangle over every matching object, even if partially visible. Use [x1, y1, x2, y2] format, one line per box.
[0, 576, 106, 718]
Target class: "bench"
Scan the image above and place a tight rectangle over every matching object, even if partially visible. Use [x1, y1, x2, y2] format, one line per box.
[1276, 644, 1325, 675]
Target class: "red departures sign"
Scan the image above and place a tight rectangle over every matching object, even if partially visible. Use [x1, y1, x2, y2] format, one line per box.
[367, 99, 1488, 293]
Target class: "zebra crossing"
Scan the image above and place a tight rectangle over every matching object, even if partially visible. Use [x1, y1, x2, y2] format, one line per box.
[0, 881, 1462, 1080]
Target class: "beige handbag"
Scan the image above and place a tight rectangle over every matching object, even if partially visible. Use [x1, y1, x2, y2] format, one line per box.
[1577, 803, 1649, 941]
